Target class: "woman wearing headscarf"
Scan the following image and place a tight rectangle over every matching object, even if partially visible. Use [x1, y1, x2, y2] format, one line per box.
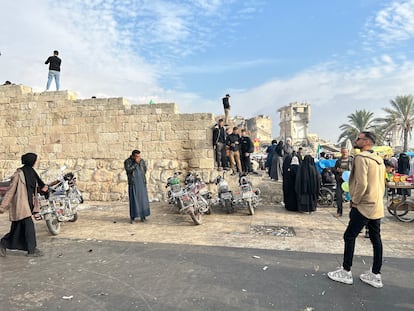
[282, 154, 300, 211]
[270, 141, 284, 181]
[295, 155, 320, 213]
[0, 153, 48, 257]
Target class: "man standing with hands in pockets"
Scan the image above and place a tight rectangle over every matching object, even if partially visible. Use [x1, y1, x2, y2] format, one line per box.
[328, 131, 385, 288]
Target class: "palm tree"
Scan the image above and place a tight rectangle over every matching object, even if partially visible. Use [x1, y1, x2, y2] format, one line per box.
[337, 109, 376, 145]
[376, 95, 414, 152]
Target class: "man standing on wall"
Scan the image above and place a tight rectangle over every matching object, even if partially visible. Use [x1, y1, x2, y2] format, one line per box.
[222, 94, 231, 125]
[328, 131, 385, 288]
[45, 50, 61, 91]
[213, 119, 227, 171]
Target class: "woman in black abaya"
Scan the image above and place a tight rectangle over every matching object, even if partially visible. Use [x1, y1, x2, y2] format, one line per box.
[282, 154, 300, 211]
[0, 153, 48, 257]
[295, 155, 320, 213]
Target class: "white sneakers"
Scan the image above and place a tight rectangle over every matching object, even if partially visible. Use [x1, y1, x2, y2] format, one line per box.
[328, 267, 383, 288]
[360, 270, 383, 288]
[327, 267, 353, 285]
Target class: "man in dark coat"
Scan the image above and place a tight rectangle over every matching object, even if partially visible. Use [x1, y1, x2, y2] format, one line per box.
[212, 119, 226, 171]
[240, 129, 254, 173]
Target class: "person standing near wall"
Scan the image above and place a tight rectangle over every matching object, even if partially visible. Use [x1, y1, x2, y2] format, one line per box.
[0, 153, 48, 257]
[328, 131, 385, 288]
[226, 127, 242, 175]
[240, 129, 254, 174]
[213, 119, 227, 171]
[124, 150, 150, 223]
[222, 94, 231, 125]
[45, 50, 61, 91]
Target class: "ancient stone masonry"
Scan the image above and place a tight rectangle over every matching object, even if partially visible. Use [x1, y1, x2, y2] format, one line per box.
[0, 85, 215, 201]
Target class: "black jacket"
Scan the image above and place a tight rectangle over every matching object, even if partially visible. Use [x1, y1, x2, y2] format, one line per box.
[212, 126, 226, 146]
[45, 56, 61, 71]
[240, 136, 254, 153]
[226, 133, 241, 151]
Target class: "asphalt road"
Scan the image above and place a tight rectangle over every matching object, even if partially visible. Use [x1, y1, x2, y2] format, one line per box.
[1, 238, 413, 311]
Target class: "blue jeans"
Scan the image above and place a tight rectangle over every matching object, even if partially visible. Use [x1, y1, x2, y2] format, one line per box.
[46, 70, 60, 91]
[343, 207, 383, 274]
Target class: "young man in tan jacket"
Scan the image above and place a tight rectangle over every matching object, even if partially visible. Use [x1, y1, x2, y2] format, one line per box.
[328, 131, 385, 288]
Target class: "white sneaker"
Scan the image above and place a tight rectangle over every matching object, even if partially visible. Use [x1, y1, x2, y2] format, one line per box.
[360, 270, 383, 288]
[328, 267, 353, 285]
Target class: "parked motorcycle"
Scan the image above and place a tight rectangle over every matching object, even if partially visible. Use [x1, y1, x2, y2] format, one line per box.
[165, 171, 205, 225]
[233, 174, 261, 215]
[184, 172, 212, 215]
[38, 167, 83, 235]
[213, 172, 234, 214]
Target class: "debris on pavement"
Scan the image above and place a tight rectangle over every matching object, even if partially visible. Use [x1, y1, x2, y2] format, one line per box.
[62, 296, 73, 300]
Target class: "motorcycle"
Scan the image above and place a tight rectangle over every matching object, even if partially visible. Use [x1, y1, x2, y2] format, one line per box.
[165, 171, 205, 225]
[38, 167, 83, 235]
[184, 172, 213, 215]
[213, 172, 234, 214]
[233, 173, 261, 215]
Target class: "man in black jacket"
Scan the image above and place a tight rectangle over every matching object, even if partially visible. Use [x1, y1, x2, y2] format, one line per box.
[240, 129, 254, 173]
[45, 50, 62, 91]
[226, 127, 242, 175]
[212, 119, 226, 171]
[222, 94, 230, 125]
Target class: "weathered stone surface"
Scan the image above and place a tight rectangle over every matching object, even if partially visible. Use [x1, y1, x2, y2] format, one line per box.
[0, 85, 215, 201]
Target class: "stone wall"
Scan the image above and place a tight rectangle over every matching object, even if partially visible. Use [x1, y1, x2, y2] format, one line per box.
[0, 85, 215, 201]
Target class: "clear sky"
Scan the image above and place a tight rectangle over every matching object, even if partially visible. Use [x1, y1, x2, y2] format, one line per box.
[2, 0, 414, 143]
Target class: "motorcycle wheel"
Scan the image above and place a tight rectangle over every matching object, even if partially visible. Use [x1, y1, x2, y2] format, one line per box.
[69, 213, 78, 222]
[224, 199, 233, 214]
[247, 200, 254, 215]
[46, 215, 61, 235]
[189, 210, 202, 225]
[176, 198, 184, 211]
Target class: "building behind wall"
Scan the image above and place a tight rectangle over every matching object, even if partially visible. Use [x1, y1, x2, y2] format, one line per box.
[231, 115, 272, 144]
[277, 102, 310, 145]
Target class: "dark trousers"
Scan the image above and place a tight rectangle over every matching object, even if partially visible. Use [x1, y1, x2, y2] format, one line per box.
[343, 208, 383, 274]
[241, 153, 252, 173]
[336, 183, 343, 215]
[215, 142, 226, 168]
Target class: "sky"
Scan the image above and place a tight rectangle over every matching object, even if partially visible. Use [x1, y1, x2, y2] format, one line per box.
[2, 0, 414, 144]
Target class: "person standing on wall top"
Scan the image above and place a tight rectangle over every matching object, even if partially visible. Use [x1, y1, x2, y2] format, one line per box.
[328, 131, 385, 288]
[45, 50, 61, 91]
[213, 119, 227, 171]
[124, 150, 150, 223]
[222, 94, 231, 125]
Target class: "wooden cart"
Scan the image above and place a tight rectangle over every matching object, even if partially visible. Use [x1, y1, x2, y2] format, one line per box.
[386, 183, 414, 222]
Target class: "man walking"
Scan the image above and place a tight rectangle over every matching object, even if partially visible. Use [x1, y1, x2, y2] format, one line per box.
[328, 131, 385, 288]
[45, 50, 61, 91]
[333, 147, 353, 217]
[222, 94, 231, 125]
[212, 119, 226, 171]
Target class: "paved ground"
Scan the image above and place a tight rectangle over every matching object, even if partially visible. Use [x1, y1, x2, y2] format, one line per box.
[1, 190, 414, 310]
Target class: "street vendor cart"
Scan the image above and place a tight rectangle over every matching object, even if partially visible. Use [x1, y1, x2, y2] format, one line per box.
[386, 182, 414, 222]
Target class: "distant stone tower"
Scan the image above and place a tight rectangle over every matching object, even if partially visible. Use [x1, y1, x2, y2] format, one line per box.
[277, 102, 310, 145]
